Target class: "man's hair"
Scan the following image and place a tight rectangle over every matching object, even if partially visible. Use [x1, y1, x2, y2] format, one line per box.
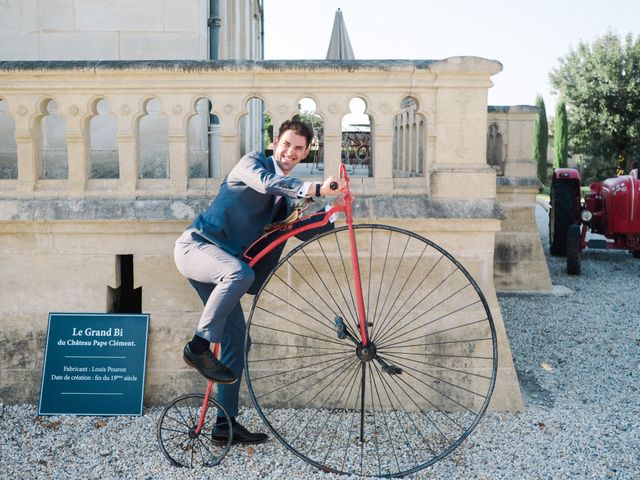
[277, 119, 314, 147]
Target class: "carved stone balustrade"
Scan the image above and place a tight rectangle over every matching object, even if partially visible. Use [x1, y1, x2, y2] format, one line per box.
[0, 59, 522, 410]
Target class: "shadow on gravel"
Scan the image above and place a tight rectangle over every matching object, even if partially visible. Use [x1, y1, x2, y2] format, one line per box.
[513, 367, 554, 408]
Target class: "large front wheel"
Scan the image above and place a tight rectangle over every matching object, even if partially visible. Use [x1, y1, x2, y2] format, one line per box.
[245, 225, 497, 478]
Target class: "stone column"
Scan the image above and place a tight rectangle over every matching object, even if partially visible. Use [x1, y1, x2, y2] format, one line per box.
[320, 100, 345, 179]
[371, 102, 395, 193]
[215, 99, 242, 177]
[113, 96, 138, 196]
[166, 98, 190, 197]
[61, 100, 89, 197]
[489, 106, 552, 292]
[430, 86, 497, 200]
[11, 100, 39, 195]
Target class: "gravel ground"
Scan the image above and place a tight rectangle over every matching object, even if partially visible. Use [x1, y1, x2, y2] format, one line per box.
[1, 205, 639, 479]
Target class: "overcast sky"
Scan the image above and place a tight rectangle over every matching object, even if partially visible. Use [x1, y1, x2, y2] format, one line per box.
[263, 0, 640, 113]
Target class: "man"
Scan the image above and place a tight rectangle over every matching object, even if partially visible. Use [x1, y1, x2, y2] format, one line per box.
[174, 119, 343, 444]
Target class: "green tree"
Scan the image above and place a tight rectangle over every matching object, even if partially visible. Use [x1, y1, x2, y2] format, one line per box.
[554, 100, 569, 168]
[550, 31, 640, 172]
[533, 95, 549, 184]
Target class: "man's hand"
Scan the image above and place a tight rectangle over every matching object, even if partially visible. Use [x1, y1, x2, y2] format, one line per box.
[319, 176, 346, 196]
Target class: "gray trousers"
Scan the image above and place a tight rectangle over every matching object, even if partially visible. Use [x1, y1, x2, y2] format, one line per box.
[174, 228, 255, 417]
[174, 228, 255, 343]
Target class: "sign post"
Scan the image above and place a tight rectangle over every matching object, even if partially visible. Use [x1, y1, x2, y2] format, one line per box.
[39, 313, 149, 416]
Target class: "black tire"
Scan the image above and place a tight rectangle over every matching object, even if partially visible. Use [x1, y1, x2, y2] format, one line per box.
[245, 224, 497, 478]
[549, 179, 576, 256]
[157, 393, 232, 468]
[566, 224, 581, 275]
[632, 250, 640, 258]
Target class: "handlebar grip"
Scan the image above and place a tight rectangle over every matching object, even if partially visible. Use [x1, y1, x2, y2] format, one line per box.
[329, 181, 339, 190]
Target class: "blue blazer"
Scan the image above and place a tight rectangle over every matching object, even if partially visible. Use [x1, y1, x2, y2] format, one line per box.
[190, 151, 333, 294]
[192, 151, 308, 256]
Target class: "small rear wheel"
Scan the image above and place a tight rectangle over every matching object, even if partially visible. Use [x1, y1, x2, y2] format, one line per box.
[157, 393, 232, 468]
[549, 179, 576, 256]
[566, 224, 581, 275]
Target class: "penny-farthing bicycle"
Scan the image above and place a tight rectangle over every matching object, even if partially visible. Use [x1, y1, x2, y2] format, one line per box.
[158, 164, 497, 477]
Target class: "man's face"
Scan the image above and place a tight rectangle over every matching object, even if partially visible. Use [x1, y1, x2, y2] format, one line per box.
[273, 129, 310, 175]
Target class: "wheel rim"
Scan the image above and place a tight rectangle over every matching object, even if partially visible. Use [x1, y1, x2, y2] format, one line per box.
[245, 225, 497, 477]
[157, 394, 232, 468]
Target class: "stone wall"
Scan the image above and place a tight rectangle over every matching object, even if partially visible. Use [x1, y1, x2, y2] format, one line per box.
[0, 0, 262, 62]
[0, 59, 523, 410]
[488, 106, 552, 292]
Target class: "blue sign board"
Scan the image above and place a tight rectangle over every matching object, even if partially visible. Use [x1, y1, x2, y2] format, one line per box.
[39, 313, 149, 416]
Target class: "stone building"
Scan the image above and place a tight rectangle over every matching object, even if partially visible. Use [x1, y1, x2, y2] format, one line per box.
[0, 0, 548, 411]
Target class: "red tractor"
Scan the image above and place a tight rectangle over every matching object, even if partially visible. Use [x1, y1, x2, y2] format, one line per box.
[549, 166, 640, 274]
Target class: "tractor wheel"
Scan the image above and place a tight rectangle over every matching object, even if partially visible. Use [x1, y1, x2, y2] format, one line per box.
[549, 180, 575, 256]
[632, 250, 640, 258]
[566, 224, 581, 275]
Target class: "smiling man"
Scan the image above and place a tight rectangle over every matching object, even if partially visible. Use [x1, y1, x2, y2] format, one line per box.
[173, 119, 343, 445]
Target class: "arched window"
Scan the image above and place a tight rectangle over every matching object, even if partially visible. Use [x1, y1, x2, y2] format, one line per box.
[392, 97, 425, 177]
[138, 99, 169, 179]
[41, 100, 68, 179]
[342, 97, 372, 177]
[89, 98, 119, 178]
[291, 97, 324, 177]
[0, 99, 17, 179]
[486, 122, 505, 176]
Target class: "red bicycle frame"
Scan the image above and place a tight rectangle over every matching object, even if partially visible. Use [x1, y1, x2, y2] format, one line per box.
[196, 164, 368, 434]
[245, 164, 368, 343]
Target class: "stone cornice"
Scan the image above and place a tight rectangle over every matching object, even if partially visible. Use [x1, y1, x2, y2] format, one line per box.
[0, 196, 503, 222]
[0, 57, 502, 75]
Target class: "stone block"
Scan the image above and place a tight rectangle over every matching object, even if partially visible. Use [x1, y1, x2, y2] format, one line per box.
[0, 33, 40, 60]
[40, 32, 119, 60]
[75, 0, 164, 31]
[135, 255, 202, 314]
[494, 233, 552, 292]
[0, 369, 41, 404]
[503, 160, 536, 178]
[430, 167, 496, 199]
[0, 254, 114, 315]
[164, 0, 201, 31]
[37, 0, 74, 31]
[0, 314, 37, 369]
[146, 312, 196, 372]
[118, 32, 202, 60]
[501, 206, 538, 233]
[0, 0, 38, 32]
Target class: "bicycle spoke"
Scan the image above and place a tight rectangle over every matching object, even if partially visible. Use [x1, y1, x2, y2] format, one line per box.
[253, 354, 353, 402]
[371, 252, 446, 345]
[375, 270, 470, 347]
[157, 394, 232, 468]
[245, 224, 497, 477]
[300, 245, 357, 326]
[251, 352, 352, 386]
[380, 317, 490, 353]
[251, 311, 347, 348]
[381, 349, 493, 380]
[367, 362, 393, 476]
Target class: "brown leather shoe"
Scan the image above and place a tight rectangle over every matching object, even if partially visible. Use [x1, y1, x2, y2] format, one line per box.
[183, 344, 237, 384]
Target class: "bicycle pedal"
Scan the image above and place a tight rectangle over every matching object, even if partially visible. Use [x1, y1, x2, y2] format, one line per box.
[334, 316, 346, 339]
[383, 365, 402, 375]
